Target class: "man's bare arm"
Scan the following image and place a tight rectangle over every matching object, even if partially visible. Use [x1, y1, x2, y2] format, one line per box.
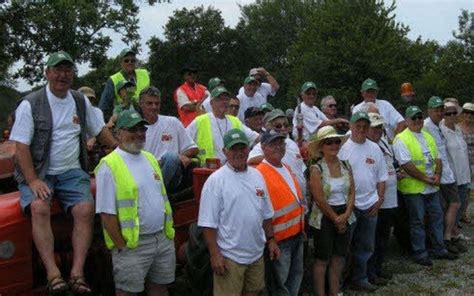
[100, 213, 126, 249]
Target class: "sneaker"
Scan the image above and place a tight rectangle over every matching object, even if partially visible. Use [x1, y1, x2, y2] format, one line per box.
[431, 252, 458, 260]
[369, 276, 389, 286]
[350, 281, 378, 292]
[453, 233, 471, 241]
[415, 257, 433, 266]
[444, 240, 460, 254]
[451, 239, 468, 253]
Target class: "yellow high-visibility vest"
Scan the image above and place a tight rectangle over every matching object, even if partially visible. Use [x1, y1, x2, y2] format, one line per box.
[110, 68, 150, 103]
[195, 113, 241, 165]
[394, 128, 438, 194]
[95, 150, 175, 250]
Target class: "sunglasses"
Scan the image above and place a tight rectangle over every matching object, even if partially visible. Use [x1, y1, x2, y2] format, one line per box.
[411, 114, 424, 121]
[323, 138, 342, 145]
[462, 110, 474, 115]
[274, 123, 290, 129]
[444, 111, 457, 117]
[124, 125, 147, 133]
[328, 104, 337, 108]
[123, 58, 136, 64]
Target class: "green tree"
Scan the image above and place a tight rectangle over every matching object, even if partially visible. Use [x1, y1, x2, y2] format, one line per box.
[2, 0, 140, 84]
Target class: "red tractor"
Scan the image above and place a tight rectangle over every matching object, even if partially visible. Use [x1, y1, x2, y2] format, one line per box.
[0, 143, 214, 295]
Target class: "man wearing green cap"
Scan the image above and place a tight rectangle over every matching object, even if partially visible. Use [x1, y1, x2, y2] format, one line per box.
[10, 51, 117, 293]
[174, 65, 210, 127]
[424, 96, 463, 254]
[95, 110, 176, 295]
[198, 128, 279, 296]
[237, 76, 267, 121]
[201, 77, 226, 112]
[292, 81, 348, 141]
[338, 111, 388, 292]
[99, 48, 150, 121]
[186, 86, 259, 166]
[352, 78, 406, 141]
[393, 106, 457, 267]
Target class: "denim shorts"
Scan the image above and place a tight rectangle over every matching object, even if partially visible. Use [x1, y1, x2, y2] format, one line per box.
[440, 182, 460, 205]
[19, 168, 93, 213]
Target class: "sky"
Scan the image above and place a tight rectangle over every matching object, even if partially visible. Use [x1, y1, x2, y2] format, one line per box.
[13, 0, 474, 91]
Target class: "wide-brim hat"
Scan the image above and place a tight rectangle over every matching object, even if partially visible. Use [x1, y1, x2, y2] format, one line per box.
[307, 126, 348, 159]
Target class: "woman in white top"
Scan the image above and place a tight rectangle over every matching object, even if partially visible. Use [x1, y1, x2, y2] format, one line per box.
[441, 102, 471, 233]
[308, 126, 355, 296]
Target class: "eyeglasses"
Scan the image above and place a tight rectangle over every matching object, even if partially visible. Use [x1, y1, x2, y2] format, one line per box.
[123, 125, 147, 133]
[123, 58, 136, 64]
[444, 111, 457, 117]
[228, 104, 240, 109]
[139, 86, 161, 98]
[411, 114, 424, 121]
[323, 138, 342, 145]
[328, 104, 337, 108]
[274, 123, 290, 129]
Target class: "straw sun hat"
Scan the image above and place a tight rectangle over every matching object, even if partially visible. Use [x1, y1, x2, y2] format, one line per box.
[307, 126, 348, 159]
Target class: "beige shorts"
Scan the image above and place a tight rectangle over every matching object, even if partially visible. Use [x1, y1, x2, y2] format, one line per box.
[111, 231, 175, 293]
[213, 256, 265, 296]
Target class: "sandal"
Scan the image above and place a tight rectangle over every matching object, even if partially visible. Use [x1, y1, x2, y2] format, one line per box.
[47, 276, 69, 295]
[68, 276, 92, 295]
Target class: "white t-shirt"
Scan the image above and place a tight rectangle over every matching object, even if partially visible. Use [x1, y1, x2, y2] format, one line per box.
[10, 85, 105, 175]
[144, 115, 197, 160]
[393, 131, 438, 194]
[424, 118, 455, 184]
[201, 97, 212, 113]
[249, 138, 306, 196]
[377, 138, 398, 209]
[237, 91, 267, 122]
[440, 123, 471, 186]
[292, 103, 328, 140]
[186, 113, 259, 164]
[95, 148, 165, 234]
[238, 82, 276, 101]
[352, 99, 404, 141]
[198, 165, 274, 264]
[338, 138, 388, 210]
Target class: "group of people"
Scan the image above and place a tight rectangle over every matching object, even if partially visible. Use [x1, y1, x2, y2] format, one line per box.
[7, 49, 474, 296]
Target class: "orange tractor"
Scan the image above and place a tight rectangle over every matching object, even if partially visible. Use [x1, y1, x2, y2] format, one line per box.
[0, 143, 214, 295]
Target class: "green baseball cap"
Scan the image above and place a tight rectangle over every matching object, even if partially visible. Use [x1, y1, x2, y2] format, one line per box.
[119, 48, 136, 59]
[427, 96, 443, 109]
[116, 80, 135, 92]
[211, 86, 231, 99]
[405, 105, 423, 118]
[301, 81, 317, 93]
[223, 128, 249, 149]
[208, 77, 224, 91]
[116, 110, 148, 130]
[244, 76, 257, 84]
[263, 108, 286, 125]
[46, 51, 74, 67]
[361, 78, 379, 91]
[260, 102, 274, 111]
[350, 111, 371, 123]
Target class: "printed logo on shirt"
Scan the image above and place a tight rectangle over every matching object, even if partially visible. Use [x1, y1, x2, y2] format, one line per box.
[365, 157, 375, 165]
[255, 187, 265, 198]
[161, 133, 173, 142]
[72, 115, 80, 124]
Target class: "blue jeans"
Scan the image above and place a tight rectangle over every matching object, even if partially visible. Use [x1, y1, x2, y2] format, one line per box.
[404, 192, 447, 259]
[456, 184, 469, 225]
[351, 208, 377, 284]
[269, 233, 304, 296]
[160, 152, 183, 192]
[18, 168, 93, 212]
[367, 207, 397, 279]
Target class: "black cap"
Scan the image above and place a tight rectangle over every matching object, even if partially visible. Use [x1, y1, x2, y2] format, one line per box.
[261, 129, 287, 144]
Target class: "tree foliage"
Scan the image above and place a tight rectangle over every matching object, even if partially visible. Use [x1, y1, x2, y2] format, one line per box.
[2, 0, 140, 84]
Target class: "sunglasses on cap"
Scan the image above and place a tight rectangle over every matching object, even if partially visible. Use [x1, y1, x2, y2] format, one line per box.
[444, 111, 457, 117]
[123, 125, 148, 133]
[123, 58, 136, 64]
[323, 138, 342, 145]
[411, 114, 424, 121]
[139, 86, 161, 97]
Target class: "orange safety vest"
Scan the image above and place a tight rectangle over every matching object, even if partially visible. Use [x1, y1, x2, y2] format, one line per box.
[256, 162, 305, 242]
[174, 82, 207, 127]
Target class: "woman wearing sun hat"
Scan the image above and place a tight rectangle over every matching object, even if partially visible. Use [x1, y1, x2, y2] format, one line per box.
[307, 125, 355, 296]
